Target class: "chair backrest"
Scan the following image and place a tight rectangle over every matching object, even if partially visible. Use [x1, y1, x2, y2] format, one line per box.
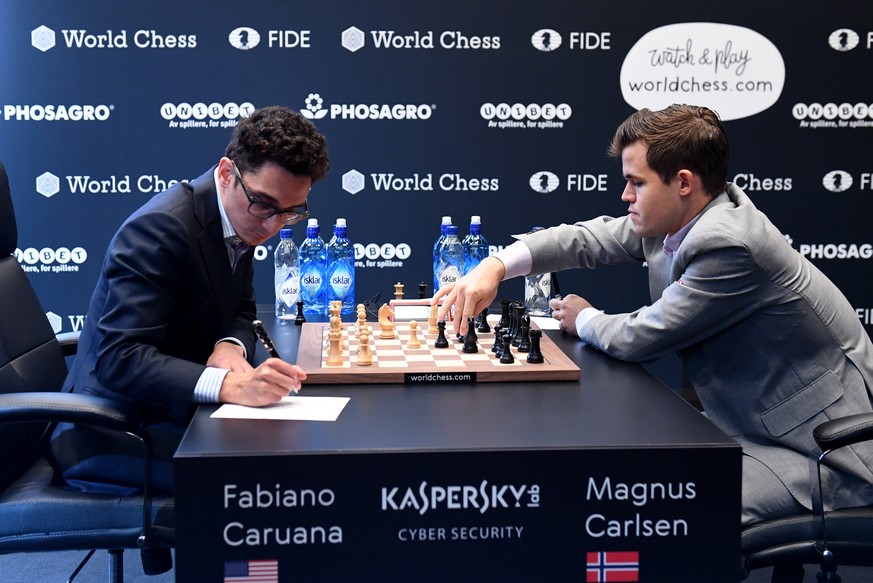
[0, 160, 69, 490]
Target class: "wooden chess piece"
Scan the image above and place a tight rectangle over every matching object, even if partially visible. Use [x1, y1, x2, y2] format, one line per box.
[476, 307, 491, 333]
[407, 320, 421, 349]
[428, 302, 440, 334]
[394, 282, 404, 301]
[326, 329, 344, 366]
[378, 303, 396, 339]
[434, 320, 449, 348]
[418, 282, 427, 299]
[526, 329, 544, 364]
[517, 315, 531, 353]
[462, 317, 478, 353]
[357, 331, 373, 366]
[499, 333, 515, 364]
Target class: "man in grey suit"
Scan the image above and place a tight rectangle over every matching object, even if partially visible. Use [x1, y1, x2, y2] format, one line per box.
[435, 104, 873, 525]
[51, 106, 330, 495]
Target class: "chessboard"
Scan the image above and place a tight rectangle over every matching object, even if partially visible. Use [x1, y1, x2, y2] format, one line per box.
[295, 319, 581, 385]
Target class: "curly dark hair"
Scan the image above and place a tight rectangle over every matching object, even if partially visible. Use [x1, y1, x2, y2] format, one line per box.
[225, 106, 330, 183]
[608, 104, 729, 196]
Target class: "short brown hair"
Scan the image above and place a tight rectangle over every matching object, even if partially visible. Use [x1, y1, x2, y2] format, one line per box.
[608, 105, 729, 196]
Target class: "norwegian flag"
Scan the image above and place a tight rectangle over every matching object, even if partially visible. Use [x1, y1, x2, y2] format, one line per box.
[586, 551, 639, 582]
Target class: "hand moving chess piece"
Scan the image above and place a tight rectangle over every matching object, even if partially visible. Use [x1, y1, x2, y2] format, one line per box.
[378, 303, 395, 339]
[428, 302, 440, 334]
[434, 320, 449, 348]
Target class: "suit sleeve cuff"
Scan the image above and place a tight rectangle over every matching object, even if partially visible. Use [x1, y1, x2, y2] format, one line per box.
[193, 367, 229, 403]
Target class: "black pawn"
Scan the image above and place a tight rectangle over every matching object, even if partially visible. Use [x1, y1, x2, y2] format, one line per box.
[434, 320, 449, 348]
[499, 334, 515, 364]
[512, 303, 526, 347]
[294, 300, 306, 325]
[418, 282, 427, 299]
[462, 318, 478, 353]
[526, 329, 544, 364]
[476, 308, 491, 333]
[491, 325, 503, 353]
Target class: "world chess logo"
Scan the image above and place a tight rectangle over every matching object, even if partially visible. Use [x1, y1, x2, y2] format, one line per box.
[301, 93, 328, 119]
[828, 28, 859, 52]
[36, 172, 61, 198]
[46, 311, 63, 334]
[228, 27, 261, 50]
[342, 27, 365, 52]
[31, 25, 56, 52]
[822, 170, 853, 192]
[342, 170, 365, 195]
[529, 171, 559, 193]
[531, 29, 562, 52]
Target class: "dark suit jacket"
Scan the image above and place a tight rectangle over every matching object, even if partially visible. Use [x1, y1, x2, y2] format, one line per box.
[51, 167, 258, 494]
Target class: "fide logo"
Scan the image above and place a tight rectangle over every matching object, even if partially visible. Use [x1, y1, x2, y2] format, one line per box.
[531, 29, 562, 52]
[822, 170, 853, 192]
[828, 29, 859, 52]
[530, 171, 559, 193]
[228, 27, 261, 50]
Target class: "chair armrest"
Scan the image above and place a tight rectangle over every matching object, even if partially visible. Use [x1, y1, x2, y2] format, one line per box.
[56, 330, 80, 357]
[0, 392, 140, 433]
[814, 413, 873, 451]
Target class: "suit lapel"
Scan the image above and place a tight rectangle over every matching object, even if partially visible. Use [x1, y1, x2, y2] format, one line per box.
[191, 166, 235, 325]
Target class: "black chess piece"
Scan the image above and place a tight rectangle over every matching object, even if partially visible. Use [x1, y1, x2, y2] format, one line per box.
[476, 307, 491, 333]
[294, 300, 306, 325]
[418, 282, 427, 299]
[526, 329, 544, 364]
[434, 320, 449, 348]
[499, 333, 515, 364]
[491, 325, 503, 353]
[462, 318, 478, 353]
[512, 303, 526, 347]
[498, 298, 510, 328]
[517, 315, 531, 353]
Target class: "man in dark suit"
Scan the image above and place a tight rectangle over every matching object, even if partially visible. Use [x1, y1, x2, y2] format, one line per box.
[436, 104, 873, 525]
[51, 106, 330, 495]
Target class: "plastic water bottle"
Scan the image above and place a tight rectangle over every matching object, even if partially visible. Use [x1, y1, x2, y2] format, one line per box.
[325, 218, 355, 315]
[435, 225, 464, 292]
[274, 228, 299, 320]
[462, 215, 489, 275]
[298, 218, 327, 315]
[524, 227, 551, 316]
[432, 215, 452, 296]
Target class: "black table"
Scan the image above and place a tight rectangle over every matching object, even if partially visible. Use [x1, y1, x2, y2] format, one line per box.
[175, 317, 740, 582]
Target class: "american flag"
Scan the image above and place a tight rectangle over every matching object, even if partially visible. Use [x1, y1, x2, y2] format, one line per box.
[586, 551, 639, 582]
[224, 559, 279, 583]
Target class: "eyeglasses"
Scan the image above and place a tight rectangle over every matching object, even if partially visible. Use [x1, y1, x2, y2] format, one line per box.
[233, 162, 309, 225]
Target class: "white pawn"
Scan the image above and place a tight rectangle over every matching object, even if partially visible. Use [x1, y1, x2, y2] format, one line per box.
[357, 331, 373, 366]
[407, 320, 421, 349]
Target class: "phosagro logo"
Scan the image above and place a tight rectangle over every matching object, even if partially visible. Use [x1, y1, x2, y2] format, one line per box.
[822, 170, 853, 192]
[160, 101, 254, 129]
[301, 93, 433, 121]
[828, 29, 860, 52]
[228, 27, 261, 50]
[531, 29, 562, 52]
[480, 102, 571, 129]
[1, 104, 112, 121]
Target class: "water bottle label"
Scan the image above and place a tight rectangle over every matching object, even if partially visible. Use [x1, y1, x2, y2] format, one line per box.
[329, 264, 353, 298]
[301, 268, 323, 294]
[438, 265, 461, 288]
[278, 272, 299, 307]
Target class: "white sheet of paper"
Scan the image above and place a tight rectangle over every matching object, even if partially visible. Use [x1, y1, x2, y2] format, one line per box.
[531, 315, 560, 330]
[210, 396, 350, 421]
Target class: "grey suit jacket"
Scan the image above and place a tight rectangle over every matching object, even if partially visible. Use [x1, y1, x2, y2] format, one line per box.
[519, 183, 873, 509]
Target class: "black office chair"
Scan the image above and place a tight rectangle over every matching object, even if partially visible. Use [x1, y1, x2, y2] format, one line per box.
[0, 160, 174, 582]
[741, 413, 873, 582]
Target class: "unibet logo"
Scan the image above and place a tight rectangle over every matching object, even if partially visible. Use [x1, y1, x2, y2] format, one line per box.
[32, 26, 56, 51]
[36, 172, 60, 198]
[229, 27, 261, 50]
[531, 29, 562, 52]
[342, 27, 365, 52]
[530, 172, 559, 193]
[342, 170, 365, 194]
[829, 29, 860, 52]
[822, 170, 853, 193]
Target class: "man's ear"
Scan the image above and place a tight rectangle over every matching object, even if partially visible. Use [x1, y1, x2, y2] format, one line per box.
[217, 157, 235, 188]
[676, 169, 696, 196]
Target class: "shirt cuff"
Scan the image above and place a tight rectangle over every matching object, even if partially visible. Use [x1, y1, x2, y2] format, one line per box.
[574, 307, 604, 341]
[493, 241, 533, 280]
[193, 366, 229, 403]
[216, 336, 247, 360]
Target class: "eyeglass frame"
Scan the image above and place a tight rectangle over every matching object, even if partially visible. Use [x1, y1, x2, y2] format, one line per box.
[232, 162, 310, 225]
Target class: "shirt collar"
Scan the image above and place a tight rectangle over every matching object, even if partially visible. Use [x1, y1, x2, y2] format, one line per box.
[663, 213, 702, 257]
[213, 166, 237, 240]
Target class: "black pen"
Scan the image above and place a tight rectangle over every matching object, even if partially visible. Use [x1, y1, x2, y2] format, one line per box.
[550, 271, 563, 300]
[252, 320, 280, 359]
